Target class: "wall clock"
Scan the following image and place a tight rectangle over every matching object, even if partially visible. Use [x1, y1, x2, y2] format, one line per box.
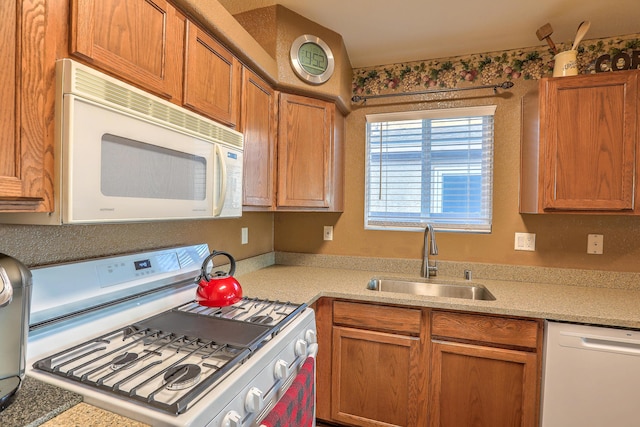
[289, 34, 335, 85]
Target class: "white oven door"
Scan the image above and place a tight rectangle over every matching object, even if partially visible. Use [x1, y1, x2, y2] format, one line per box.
[63, 95, 216, 223]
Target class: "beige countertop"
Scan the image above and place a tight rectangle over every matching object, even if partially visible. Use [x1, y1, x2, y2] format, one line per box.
[37, 259, 640, 425]
[236, 264, 640, 329]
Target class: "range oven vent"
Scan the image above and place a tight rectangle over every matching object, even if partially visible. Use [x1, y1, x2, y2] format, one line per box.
[61, 58, 243, 149]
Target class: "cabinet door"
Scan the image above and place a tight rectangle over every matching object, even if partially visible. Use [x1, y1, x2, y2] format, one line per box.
[278, 93, 335, 208]
[70, 0, 184, 101]
[332, 326, 422, 427]
[429, 341, 539, 427]
[0, 0, 53, 211]
[540, 72, 638, 211]
[241, 69, 277, 208]
[184, 21, 242, 127]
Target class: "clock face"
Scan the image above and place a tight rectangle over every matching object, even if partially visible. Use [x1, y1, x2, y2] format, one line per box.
[290, 35, 335, 85]
[298, 42, 328, 75]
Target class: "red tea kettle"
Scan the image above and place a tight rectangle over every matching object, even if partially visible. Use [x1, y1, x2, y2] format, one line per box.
[195, 250, 243, 307]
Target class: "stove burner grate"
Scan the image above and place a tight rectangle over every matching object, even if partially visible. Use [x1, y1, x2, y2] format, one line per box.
[31, 297, 307, 415]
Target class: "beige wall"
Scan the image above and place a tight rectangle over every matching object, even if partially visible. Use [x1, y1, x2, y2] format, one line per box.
[274, 79, 640, 273]
[231, 5, 353, 113]
[0, 212, 273, 267]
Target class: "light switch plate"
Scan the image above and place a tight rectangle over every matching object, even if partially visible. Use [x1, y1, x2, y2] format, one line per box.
[241, 227, 248, 245]
[515, 232, 535, 251]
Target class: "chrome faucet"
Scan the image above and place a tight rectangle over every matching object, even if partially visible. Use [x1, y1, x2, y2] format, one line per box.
[421, 224, 438, 277]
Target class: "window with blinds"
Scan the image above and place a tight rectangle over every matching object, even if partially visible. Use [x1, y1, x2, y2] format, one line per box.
[365, 105, 496, 232]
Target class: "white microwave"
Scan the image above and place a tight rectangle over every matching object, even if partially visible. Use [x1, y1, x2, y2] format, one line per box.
[2, 59, 243, 224]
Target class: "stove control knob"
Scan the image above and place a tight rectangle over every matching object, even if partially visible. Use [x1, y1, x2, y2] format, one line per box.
[294, 339, 308, 357]
[245, 387, 264, 413]
[274, 359, 288, 380]
[305, 329, 317, 344]
[222, 411, 241, 427]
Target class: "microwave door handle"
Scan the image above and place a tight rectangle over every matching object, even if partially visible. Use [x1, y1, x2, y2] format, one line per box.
[214, 145, 228, 217]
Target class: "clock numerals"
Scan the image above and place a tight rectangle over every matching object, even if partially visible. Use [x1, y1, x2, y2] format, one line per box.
[299, 43, 327, 75]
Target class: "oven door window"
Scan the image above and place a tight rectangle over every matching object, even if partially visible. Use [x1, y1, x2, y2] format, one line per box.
[101, 134, 207, 201]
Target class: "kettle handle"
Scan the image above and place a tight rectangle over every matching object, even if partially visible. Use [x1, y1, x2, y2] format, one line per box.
[197, 250, 236, 283]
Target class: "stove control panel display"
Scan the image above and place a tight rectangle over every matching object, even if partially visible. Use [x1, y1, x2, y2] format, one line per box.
[98, 251, 180, 288]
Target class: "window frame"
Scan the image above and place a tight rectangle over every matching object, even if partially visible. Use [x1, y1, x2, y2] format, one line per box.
[364, 105, 497, 233]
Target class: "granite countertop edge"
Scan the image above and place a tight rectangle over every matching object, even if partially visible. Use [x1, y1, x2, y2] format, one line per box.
[236, 264, 640, 330]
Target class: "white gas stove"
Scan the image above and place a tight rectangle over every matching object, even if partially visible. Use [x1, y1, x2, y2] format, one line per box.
[26, 244, 317, 427]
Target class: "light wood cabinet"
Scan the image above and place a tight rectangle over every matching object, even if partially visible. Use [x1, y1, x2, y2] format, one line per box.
[183, 21, 242, 128]
[243, 92, 345, 212]
[0, 0, 54, 212]
[70, 0, 243, 127]
[520, 70, 639, 213]
[318, 299, 430, 427]
[429, 311, 543, 427]
[240, 69, 277, 208]
[315, 299, 544, 427]
[277, 93, 344, 211]
[70, 0, 185, 102]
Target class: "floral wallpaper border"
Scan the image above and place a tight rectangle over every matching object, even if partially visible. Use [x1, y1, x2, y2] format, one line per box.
[352, 33, 640, 100]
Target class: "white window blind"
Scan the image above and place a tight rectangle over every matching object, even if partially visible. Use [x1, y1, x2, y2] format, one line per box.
[365, 105, 496, 232]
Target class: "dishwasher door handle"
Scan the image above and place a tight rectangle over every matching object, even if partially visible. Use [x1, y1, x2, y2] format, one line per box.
[581, 338, 640, 355]
[559, 332, 640, 356]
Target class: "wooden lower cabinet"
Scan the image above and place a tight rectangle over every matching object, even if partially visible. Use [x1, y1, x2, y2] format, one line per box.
[429, 341, 538, 427]
[429, 311, 543, 427]
[315, 299, 543, 427]
[331, 326, 421, 426]
[318, 299, 429, 427]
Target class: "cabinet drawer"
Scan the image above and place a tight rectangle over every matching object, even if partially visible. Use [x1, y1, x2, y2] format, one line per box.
[333, 301, 422, 335]
[431, 311, 540, 349]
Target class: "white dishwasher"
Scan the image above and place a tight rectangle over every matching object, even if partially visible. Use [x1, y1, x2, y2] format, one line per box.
[541, 320, 640, 427]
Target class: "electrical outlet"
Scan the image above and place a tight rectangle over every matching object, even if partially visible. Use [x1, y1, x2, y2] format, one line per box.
[241, 227, 248, 245]
[587, 234, 603, 254]
[514, 232, 535, 251]
[323, 226, 333, 241]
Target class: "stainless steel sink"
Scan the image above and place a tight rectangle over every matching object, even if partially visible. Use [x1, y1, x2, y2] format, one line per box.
[367, 277, 496, 301]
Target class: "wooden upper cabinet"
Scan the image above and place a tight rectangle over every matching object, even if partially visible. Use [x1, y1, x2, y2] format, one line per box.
[241, 69, 277, 209]
[183, 21, 242, 128]
[521, 71, 639, 213]
[278, 93, 343, 210]
[70, 0, 185, 101]
[0, 0, 53, 211]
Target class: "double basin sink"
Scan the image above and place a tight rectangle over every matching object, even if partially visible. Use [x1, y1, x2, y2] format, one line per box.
[367, 277, 496, 301]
